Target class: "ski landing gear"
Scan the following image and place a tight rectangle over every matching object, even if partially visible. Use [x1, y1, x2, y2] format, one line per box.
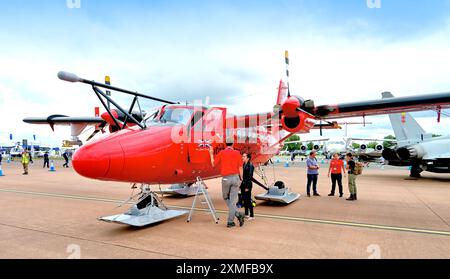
[410, 164, 423, 178]
[154, 183, 198, 197]
[99, 184, 188, 227]
[255, 181, 301, 204]
[252, 167, 300, 204]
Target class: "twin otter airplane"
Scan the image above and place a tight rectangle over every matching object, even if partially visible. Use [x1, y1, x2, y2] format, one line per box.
[24, 52, 450, 226]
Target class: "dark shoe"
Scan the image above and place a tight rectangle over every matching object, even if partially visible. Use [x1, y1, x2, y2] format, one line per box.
[313, 193, 321, 197]
[346, 194, 354, 201]
[307, 193, 311, 197]
[339, 194, 343, 198]
[354, 194, 357, 200]
[237, 214, 245, 227]
[227, 222, 236, 228]
[328, 193, 335, 197]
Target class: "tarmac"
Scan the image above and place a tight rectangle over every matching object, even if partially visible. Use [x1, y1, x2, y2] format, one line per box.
[0, 159, 449, 259]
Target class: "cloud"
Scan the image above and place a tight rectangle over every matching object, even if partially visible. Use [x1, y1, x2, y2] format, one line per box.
[1, 1, 450, 146]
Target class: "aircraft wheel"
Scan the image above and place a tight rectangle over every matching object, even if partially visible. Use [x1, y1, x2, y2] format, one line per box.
[410, 165, 423, 178]
[274, 181, 285, 189]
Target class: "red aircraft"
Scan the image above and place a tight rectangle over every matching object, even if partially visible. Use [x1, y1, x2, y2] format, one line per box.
[24, 52, 450, 226]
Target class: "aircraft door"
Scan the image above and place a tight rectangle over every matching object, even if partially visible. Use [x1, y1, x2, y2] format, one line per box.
[188, 108, 225, 165]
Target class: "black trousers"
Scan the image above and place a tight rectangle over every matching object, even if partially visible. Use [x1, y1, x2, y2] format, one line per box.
[307, 174, 318, 195]
[43, 160, 49, 168]
[241, 190, 254, 217]
[63, 158, 69, 167]
[330, 173, 343, 195]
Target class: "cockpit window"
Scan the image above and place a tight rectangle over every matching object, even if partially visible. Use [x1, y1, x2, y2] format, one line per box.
[158, 107, 193, 125]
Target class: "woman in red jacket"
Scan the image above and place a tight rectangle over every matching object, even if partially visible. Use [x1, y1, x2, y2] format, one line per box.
[327, 153, 346, 197]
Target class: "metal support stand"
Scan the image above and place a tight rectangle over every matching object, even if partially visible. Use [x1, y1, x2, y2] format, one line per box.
[187, 177, 219, 224]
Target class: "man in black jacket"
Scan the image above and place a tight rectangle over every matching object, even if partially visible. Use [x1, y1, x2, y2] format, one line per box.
[241, 153, 255, 221]
[62, 150, 69, 168]
[43, 152, 50, 168]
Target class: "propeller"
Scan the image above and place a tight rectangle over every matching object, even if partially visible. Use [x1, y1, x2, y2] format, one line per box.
[86, 120, 108, 141]
[285, 50, 291, 98]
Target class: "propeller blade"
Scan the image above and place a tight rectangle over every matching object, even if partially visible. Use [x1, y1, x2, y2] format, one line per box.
[86, 121, 107, 141]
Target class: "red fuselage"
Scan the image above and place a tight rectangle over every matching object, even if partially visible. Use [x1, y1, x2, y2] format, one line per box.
[72, 105, 315, 185]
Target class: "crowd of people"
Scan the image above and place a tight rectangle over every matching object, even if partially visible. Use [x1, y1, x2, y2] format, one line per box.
[207, 141, 360, 229]
[209, 142, 256, 228]
[2, 149, 73, 175]
[306, 151, 358, 201]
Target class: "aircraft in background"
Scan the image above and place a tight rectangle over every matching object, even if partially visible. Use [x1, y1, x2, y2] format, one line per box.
[381, 92, 450, 177]
[9, 143, 24, 157]
[24, 52, 450, 226]
[284, 136, 394, 161]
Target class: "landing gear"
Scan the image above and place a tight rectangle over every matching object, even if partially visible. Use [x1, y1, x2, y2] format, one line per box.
[253, 167, 300, 204]
[410, 164, 423, 178]
[98, 184, 188, 227]
[154, 183, 198, 197]
[255, 180, 301, 204]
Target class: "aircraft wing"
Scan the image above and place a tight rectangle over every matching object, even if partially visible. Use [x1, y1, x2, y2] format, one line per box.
[24, 115, 105, 131]
[284, 138, 330, 144]
[349, 137, 397, 142]
[23, 115, 106, 142]
[314, 92, 450, 120]
[23, 115, 104, 126]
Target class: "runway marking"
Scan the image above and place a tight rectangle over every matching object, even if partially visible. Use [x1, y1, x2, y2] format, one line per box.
[1, 188, 450, 237]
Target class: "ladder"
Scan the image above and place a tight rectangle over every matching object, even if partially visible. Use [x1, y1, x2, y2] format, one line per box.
[187, 177, 219, 224]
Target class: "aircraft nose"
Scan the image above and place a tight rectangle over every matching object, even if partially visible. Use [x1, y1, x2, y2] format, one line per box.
[72, 144, 110, 179]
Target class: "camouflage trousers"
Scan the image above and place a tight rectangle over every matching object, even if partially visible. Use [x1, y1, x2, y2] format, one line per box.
[348, 174, 357, 194]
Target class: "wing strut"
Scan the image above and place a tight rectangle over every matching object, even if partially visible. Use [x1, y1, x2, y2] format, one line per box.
[58, 71, 178, 130]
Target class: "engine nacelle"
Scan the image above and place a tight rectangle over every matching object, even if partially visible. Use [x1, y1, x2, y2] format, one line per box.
[375, 144, 383, 151]
[101, 109, 146, 133]
[396, 145, 425, 160]
[280, 96, 315, 133]
[300, 145, 307, 151]
[281, 114, 303, 133]
[360, 144, 367, 150]
[382, 148, 399, 161]
[313, 145, 320, 151]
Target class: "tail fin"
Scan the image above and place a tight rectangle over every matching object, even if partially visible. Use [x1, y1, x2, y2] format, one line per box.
[276, 80, 288, 105]
[382, 92, 430, 147]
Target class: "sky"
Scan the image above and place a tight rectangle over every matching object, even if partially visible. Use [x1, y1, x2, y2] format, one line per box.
[1, 0, 450, 146]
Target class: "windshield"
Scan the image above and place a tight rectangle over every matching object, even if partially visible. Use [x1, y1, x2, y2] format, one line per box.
[158, 107, 193, 125]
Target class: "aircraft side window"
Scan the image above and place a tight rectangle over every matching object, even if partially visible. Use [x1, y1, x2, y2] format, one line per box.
[203, 109, 223, 132]
[191, 111, 204, 131]
[226, 128, 235, 139]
